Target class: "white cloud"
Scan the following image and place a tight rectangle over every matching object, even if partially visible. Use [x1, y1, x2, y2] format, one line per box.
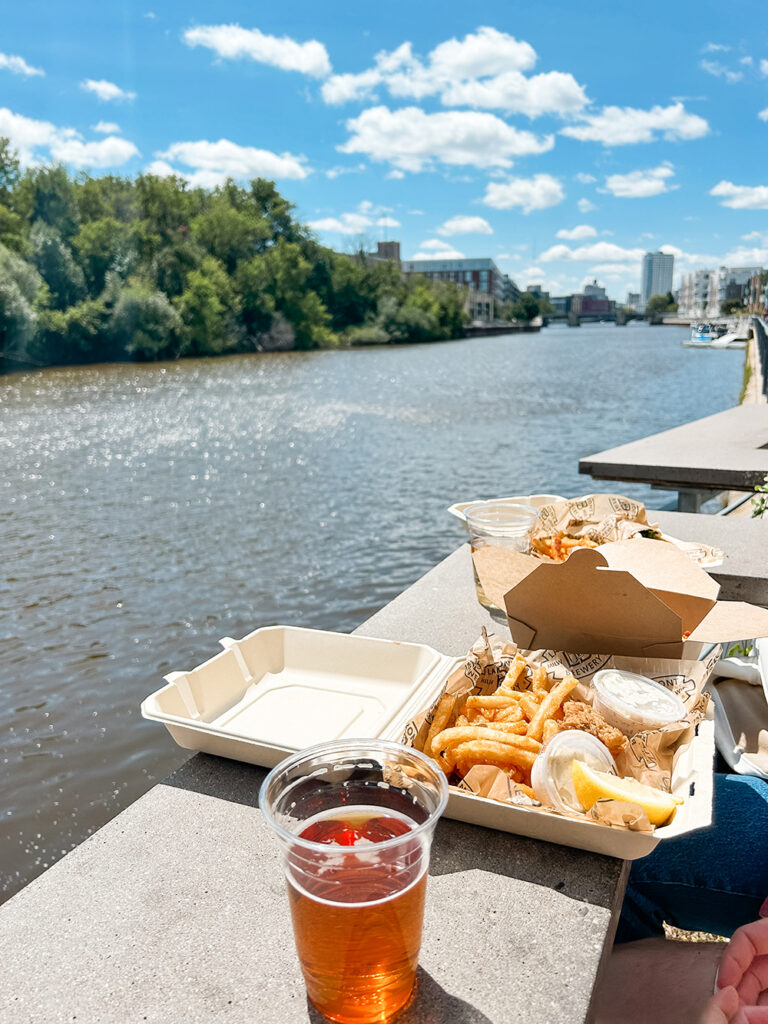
[556, 224, 596, 240]
[0, 52, 44, 77]
[308, 213, 373, 234]
[0, 107, 58, 163]
[145, 160, 178, 177]
[386, 169, 405, 179]
[183, 24, 331, 77]
[409, 244, 466, 260]
[722, 245, 768, 264]
[561, 101, 709, 145]
[759, 108, 768, 122]
[441, 70, 588, 118]
[50, 136, 139, 168]
[742, 230, 768, 243]
[325, 162, 365, 178]
[92, 121, 121, 134]
[0, 106, 137, 169]
[307, 201, 399, 235]
[575, 172, 596, 183]
[761, 59, 768, 76]
[323, 28, 537, 105]
[321, 27, 586, 119]
[578, 197, 596, 212]
[740, 56, 754, 66]
[409, 209, 424, 215]
[339, 105, 553, 173]
[80, 79, 136, 102]
[603, 163, 676, 198]
[519, 266, 545, 281]
[482, 174, 565, 213]
[699, 59, 743, 83]
[155, 138, 311, 186]
[436, 215, 493, 236]
[703, 43, 730, 53]
[710, 180, 768, 210]
[539, 241, 644, 263]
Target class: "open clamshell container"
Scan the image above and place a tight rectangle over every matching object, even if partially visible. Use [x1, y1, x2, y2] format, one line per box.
[141, 625, 715, 860]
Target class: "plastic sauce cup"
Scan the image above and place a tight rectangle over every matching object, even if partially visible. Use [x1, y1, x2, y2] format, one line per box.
[531, 731, 616, 814]
[463, 500, 539, 610]
[591, 670, 687, 736]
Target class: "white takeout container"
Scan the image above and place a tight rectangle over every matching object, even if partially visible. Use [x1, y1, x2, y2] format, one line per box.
[141, 625, 715, 861]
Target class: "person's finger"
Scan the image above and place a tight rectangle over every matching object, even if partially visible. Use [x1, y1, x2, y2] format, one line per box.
[719, 923, 768, 990]
[736, 958, 768, 1008]
[733, 1007, 768, 1023]
[700, 986, 741, 1024]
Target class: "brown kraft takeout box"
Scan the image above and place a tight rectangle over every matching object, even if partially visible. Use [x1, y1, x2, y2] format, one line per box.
[473, 537, 768, 658]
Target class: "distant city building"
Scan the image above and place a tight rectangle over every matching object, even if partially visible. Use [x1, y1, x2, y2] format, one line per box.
[550, 296, 571, 316]
[640, 251, 674, 307]
[526, 284, 550, 302]
[361, 240, 401, 265]
[625, 291, 641, 309]
[401, 256, 520, 321]
[706, 266, 763, 316]
[583, 279, 607, 300]
[570, 293, 616, 317]
[748, 271, 768, 315]
[678, 270, 711, 318]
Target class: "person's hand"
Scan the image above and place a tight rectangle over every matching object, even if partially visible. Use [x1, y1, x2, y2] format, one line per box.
[718, 918, 768, 1010]
[700, 919, 768, 1023]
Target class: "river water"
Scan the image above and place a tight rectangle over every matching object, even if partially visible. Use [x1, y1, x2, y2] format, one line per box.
[0, 324, 743, 901]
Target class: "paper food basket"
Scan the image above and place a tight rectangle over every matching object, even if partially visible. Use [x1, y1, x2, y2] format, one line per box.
[141, 625, 715, 861]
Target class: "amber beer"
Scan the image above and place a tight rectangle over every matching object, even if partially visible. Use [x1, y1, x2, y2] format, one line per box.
[288, 808, 426, 1023]
[260, 741, 448, 1024]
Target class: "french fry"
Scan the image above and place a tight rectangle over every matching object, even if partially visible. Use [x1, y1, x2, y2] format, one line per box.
[450, 739, 537, 772]
[497, 655, 527, 694]
[520, 694, 542, 720]
[513, 782, 537, 800]
[542, 719, 560, 743]
[526, 675, 579, 741]
[464, 695, 519, 710]
[432, 726, 541, 754]
[495, 704, 524, 723]
[531, 665, 549, 694]
[477, 720, 527, 734]
[425, 694, 456, 756]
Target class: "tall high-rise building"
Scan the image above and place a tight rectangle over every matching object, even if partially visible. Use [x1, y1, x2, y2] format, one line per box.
[640, 251, 674, 307]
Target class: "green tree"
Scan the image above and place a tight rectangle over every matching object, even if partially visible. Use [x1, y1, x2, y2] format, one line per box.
[108, 284, 180, 360]
[72, 217, 134, 296]
[37, 299, 109, 364]
[191, 189, 270, 272]
[720, 296, 744, 316]
[511, 292, 541, 321]
[646, 292, 677, 313]
[175, 256, 240, 356]
[30, 222, 86, 310]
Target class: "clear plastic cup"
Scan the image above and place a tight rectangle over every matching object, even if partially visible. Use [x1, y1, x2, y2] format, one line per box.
[260, 739, 448, 1024]
[463, 500, 539, 609]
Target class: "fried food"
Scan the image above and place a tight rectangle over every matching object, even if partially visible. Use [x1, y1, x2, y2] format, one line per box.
[558, 700, 627, 755]
[531, 531, 599, 562]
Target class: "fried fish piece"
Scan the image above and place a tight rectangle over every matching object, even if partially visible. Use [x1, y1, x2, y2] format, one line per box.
[558, 700, 627, 755]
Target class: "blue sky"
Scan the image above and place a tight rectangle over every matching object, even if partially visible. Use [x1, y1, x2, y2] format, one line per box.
[2, 0, 768, 300]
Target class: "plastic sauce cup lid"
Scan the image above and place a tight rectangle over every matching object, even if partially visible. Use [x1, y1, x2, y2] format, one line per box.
[531, 730, 616, 815]
[592, 670, 687, 729]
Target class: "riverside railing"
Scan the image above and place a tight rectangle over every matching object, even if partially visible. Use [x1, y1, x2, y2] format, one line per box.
[753, 316, 768, 399]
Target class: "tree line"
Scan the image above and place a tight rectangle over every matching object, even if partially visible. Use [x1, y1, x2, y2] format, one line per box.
[0, 139, 476, 372]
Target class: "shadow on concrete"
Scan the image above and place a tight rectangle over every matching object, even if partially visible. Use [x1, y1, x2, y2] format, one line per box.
[306, 968, 494, 1024]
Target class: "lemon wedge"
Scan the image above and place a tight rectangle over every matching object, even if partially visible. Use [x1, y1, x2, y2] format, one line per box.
[571, 760, 682, 826]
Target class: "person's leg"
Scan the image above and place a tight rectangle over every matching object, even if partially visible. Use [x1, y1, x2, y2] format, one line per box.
[617, 773, 768, 943]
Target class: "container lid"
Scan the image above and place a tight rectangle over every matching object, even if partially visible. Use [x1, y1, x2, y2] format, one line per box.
[531, 731, 616, 815]
[462, 501, 538, 536]
[592, 669, 687, 730]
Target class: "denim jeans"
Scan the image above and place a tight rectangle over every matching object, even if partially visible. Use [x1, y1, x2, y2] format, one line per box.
[616, 773, 768, 943]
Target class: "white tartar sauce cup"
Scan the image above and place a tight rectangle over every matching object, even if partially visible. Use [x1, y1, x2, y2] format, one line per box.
[591, 669, 687, 736]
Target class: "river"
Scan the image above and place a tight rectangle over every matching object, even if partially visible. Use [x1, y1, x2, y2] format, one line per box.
[0, 324, 744, 901]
